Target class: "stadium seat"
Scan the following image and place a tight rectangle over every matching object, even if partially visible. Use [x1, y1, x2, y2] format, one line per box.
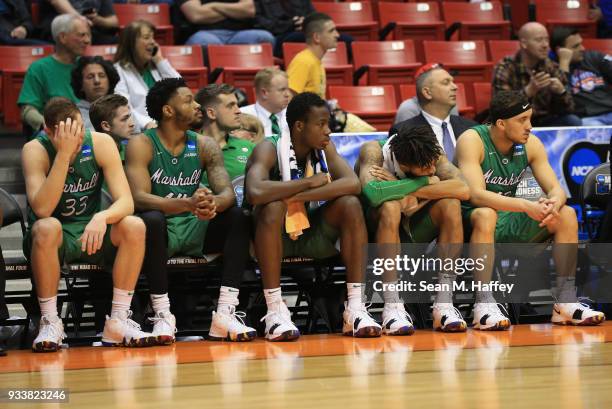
[422, 40, 492, 102]
[0, 45, 54, 128]
[283, 42, 353, 88]
[399, 83, 416, 102]
[580, 163, 611, 239]
[582, 38, 612, 55]
[328, 85, 397, 131]
[378, 2, 444, 62]
[441, 1, 511, 41]
[83, 45, 118, 60]
[160, 46, 208, 91]
[487, 40, 520, 65]
[533, 0, 597, 38]
[312, 2, 379, 41]
[30, 3, 40, 26]
[352, 40, 421, 101]
[472, 82, 492, 119]
[114, 4, 174, 45]
[207, 44, 274, 103]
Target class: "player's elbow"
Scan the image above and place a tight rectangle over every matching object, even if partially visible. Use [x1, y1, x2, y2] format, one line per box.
[246, 187, 264, 206]
[457, 184, 470, 201]
[345, 178, 362, 195]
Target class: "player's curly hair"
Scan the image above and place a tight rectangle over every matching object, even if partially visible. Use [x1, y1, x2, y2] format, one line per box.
[145, 77, 187, 122]
[389, 124, 442, 168]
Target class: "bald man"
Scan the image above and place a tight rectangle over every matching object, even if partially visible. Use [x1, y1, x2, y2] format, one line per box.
[492, 22, 581, 127]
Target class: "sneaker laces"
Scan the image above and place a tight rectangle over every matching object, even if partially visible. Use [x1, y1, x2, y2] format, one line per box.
[39, 316, 66, 340]
[384, 304, 414, 326]
[438, 304, 464, 321]
[260, 303, 293, 326]
[149, 312, 177, 334]
[481, 303, 509, 318]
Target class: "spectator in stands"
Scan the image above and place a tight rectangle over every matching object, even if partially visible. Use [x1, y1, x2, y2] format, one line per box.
[71, 56, 120, 130]
[550, 27, 612, 125]
[22, 97, 153, 352]
[0, 0, 49, 45]
[176, 0, 274, 47]
[90, 94, 135, 161]
[492, 22, 581, 127]
[254, 0, 353, 58]
[39, 0, 118, 44]
[113, 20, 180, 132]
[287, 12, 338, 98]
[395, 77, 459, 125]
[126, 78, 256, 344]
[393, 64, 477, 163]
[194, 84, 256, 185]
[241, 67, 290, 139]
[232, 113, 264, 144]
[18, 14, 91, 134]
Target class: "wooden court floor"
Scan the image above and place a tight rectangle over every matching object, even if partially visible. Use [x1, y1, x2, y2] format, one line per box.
[1, 322, 611, 409]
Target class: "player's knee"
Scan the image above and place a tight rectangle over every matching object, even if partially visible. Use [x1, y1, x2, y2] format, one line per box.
[257, 201, 286, 227]
[437, 199, 462, 223]
[379, 200, 402, 229]
[31, 218, 62, 247]
[558, 205, 578, 230]
[118, 215, 146, 242]
[336, 195, 363, 219]
[471, 207, 497, 233]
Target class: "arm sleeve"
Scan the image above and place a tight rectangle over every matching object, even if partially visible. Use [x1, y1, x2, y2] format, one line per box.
[362, 177, 429, 208]
[155, 59, 181, 79]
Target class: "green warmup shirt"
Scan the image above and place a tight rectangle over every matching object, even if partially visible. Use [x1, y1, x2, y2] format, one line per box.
[145, 128, 203, 216]
[18, 55, 79, 112]
[201, 135, 255, 186]
[28, 130, 102, 225]
[463, 124, 528, 210]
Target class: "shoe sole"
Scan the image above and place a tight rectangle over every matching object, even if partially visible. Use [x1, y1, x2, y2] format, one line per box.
[435, 321, 468, 333]
[472, 319, 511, 331]
[102, 336, 157, 348]
[552, 315, 605, 326]
[32, 341, 61, 353]
[343, 326, 382, 338]
[209, 330, 258, 342]
[266, 330, 300, 342]
[383, 326, 415, 336]
[156, 335, 176, 345]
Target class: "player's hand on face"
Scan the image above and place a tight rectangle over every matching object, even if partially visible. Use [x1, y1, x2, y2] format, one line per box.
[556, 47, 573, 63]
[370, 165, 397, 181]
[80, 213, 107, 256]
[54, 117, 83, 157]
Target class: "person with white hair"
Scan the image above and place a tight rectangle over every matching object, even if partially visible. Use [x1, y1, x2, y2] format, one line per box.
[18, 14, 92, 134]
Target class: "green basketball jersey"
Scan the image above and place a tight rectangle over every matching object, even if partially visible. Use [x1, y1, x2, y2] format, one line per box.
[145, 128, 203, 217]
[28, 130, 103, 225]
[201, 135, 255, 186]
[473, 124, 528, 197]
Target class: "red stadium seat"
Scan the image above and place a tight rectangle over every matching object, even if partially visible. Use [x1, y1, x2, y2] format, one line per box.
[283, 42, 352, 88]
[0, 45, 54, 128]
[582, 38, 612, 55]
[352, 40, 421, 101]
[441, 1, 511, 41]
[487, 40, 520, 65]
[312, 2, 379, 41]
[114, 4, 174, 45]
[83, 45, 118, 60]
[328, 85, 397, 131]
[399, 82, 473, 118]
[378, 2, 444, 62]
[533, 0, 597, 38]
[473, 82, 492, 118]
[160, 46, 208, 91]
[207, 44, 275, 103]
[31, 3, 40, 26]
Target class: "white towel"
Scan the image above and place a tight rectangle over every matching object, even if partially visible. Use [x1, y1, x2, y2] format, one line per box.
[381, 133, 407, 179]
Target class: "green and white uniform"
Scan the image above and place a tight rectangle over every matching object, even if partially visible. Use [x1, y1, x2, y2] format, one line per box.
[24, 131, 116, 265]
[245, 134, 339, 259]
[462, 124, 550, 243]
[201, 135, 254, 185]
[145, 128, 207, 257]
[364, 139, 439, 243]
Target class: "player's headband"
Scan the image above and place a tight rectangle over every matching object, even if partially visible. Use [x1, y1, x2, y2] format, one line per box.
[490, 100, 531, 123]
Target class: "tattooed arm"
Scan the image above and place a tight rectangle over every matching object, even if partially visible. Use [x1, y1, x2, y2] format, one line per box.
[200, 135, 235, 213]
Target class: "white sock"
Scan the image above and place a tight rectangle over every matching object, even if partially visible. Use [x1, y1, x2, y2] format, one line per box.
[556, 276, 577, 304]
[264, 287, 282, 311]
[347, 283, 363, 310]
[150, 293, 171, 315]
[111, 288, 133, 318]
[382, 285, 403, 309]
[38, 295, 58, 318]
[434, 271, 455, 304]
[217, 286, 239, 314]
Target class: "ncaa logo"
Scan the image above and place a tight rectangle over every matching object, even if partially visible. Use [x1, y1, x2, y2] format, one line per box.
[568, 148, 601, 184]
[596, 174, 611, 195]
[186, 141, 196, 151]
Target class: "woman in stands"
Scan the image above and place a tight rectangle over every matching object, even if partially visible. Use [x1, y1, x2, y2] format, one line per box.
[113, 20, 180, 132]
